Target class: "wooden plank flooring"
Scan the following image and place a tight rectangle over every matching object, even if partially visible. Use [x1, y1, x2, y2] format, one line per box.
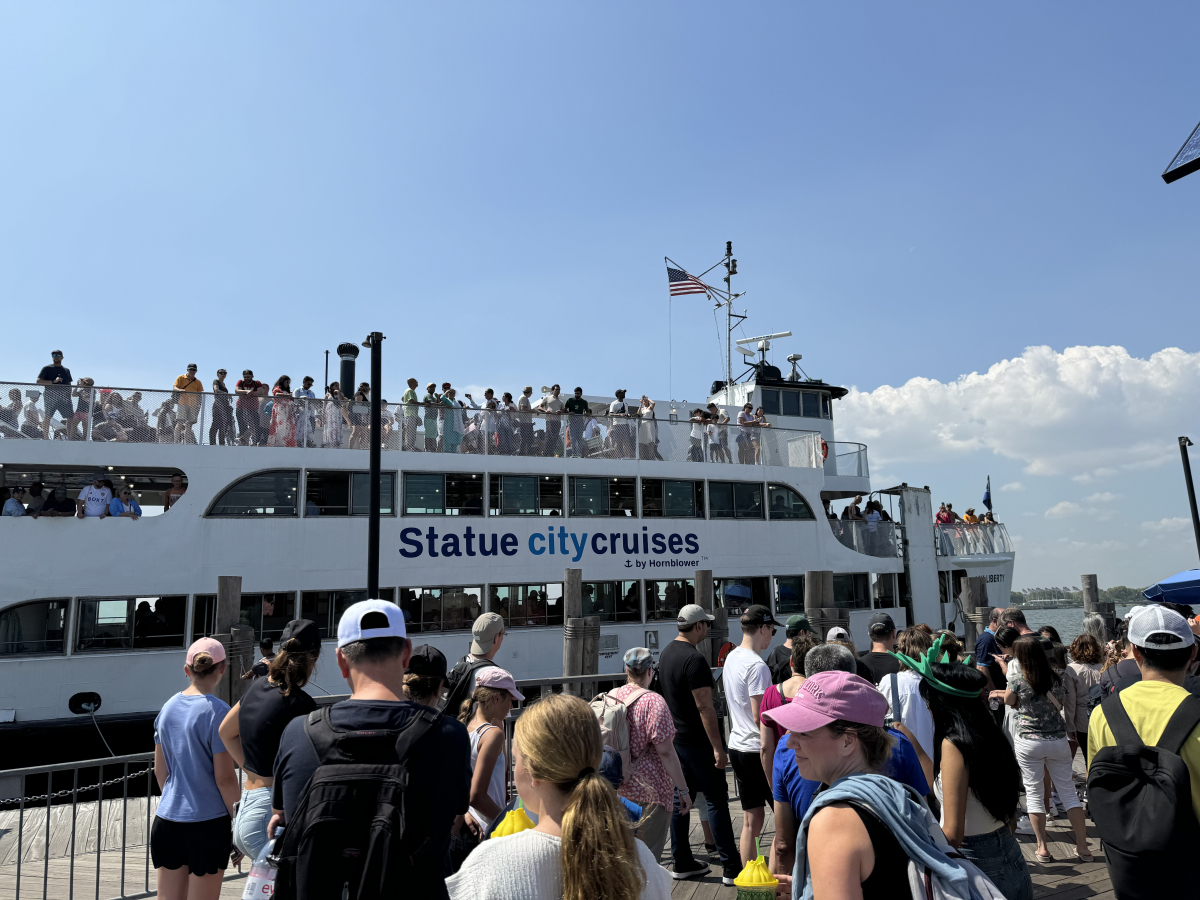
[2, 768, 1116, 900]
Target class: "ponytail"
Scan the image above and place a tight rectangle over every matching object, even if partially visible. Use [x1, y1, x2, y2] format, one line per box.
[266, 637, 319, 696]
[458, 685, 507, 724]
[513, 694, 644, 900]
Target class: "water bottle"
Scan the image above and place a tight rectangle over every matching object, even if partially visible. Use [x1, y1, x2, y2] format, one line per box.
[242, 826, 284, 899]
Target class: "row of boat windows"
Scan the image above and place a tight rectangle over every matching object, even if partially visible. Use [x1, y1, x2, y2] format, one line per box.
[760, 389, 831, 420]
[208, 470, 817, 521]
[0, 572, 886, 656]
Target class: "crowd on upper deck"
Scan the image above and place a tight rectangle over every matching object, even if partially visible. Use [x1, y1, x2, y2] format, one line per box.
[936, 502, 996, 524]
[3, 351, 797, 465]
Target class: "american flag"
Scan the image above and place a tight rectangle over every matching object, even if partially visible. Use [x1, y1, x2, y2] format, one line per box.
[666, 266, 708, 296]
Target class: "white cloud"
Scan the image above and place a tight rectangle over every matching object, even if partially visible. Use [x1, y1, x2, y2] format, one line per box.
[1141, 517, 1192, 533]
[839, 345, 1200, 477]
[1085, 492, 1119, 503]
[1001, 481, 1025, 492]
[1045, 501, 1083, 518]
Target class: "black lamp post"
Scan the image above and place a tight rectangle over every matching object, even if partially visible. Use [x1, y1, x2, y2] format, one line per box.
[1180, 437, 1200, 563]
[363, 332, 385, 599]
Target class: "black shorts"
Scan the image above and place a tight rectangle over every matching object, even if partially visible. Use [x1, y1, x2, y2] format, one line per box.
[729, 749, 772, 810]
[150, 815, 231, 875]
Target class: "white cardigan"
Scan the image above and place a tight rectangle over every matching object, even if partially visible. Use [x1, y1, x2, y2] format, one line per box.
[445, 829, 672, 900]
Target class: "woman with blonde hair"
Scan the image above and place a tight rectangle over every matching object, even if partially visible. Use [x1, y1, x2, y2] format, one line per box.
[151, 638, 240, 900]
[446, 692, 671, 900]
[448, 667, 524, 870]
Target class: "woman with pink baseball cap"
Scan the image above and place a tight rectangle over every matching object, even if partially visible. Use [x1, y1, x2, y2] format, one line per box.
[762, 670, 1000, 900]
[151, 638, 241, 900]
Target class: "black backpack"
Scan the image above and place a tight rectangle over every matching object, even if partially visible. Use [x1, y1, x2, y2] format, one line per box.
[1086, 692, 1200, 900]
[272, 705, 442, 900]
[442, 656, 496, 717]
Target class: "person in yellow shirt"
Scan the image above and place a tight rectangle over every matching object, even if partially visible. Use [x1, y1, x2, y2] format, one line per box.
[1088, 604, 1200, 822]
[962, 508, 980, 524]
[173, 363, 203, 444]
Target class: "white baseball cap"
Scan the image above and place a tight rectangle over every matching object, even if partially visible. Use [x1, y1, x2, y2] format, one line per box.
[1128, 605, 1193, 650]
[337, 599, 408, 648]
[826, 626, 851, 641]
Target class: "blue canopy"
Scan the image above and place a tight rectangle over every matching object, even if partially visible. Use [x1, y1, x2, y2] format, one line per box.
[1142, 569, 1200, 603]
[723, 583, 753, 599]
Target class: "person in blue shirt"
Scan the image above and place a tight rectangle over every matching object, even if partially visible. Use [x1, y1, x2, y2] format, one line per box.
[108, 486, 143, 520]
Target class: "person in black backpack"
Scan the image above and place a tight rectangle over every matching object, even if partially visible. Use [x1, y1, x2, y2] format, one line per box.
[1088, 606, 1200, 900]
[443, 612, 505, 715]
[268, 600, 470, 900]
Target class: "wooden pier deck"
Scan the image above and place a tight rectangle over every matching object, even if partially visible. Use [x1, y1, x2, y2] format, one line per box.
[1, 771, 1115, 900]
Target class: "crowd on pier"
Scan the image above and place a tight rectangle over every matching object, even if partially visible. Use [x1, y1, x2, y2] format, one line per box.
[143, 592, 1200, 900]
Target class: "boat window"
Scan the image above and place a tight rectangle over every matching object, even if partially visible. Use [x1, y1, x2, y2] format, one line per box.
[75, 596, 187, 652]
[403, 473, 484, 516]
[768, 484, 816, 520]
[398, 585, 482, 633]
[490, 583, 565, 628]
[709, 481, 764, 519]
[833, 574, 871, 610]
[645, 579, 695, 620]
[774, 576, 805, 616]
[802, 392, 820, 418]
[641, 479, 704, 518]
[304, 471, 394, 516]
[715, 577, 770, 614]
[208, 471, 298, 517]
[821, 394, 832, 419]
[582, 581, 641, 623]
[489, 475, 563, 516]
[782, 391, 800, 417]
[569, 477, 636, 517]
[300, 589, 396, 639]
[0, 599, 68, 656]
[760, 390, 780, 416]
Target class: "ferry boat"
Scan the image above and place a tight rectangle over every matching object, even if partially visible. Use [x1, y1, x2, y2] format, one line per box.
[0, 343, 1014, 766]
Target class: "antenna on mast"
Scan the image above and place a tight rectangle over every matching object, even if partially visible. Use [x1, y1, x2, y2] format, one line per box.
[720, 241, 747, 401]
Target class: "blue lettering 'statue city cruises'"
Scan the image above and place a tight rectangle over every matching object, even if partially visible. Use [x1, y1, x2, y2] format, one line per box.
[398, 525, 700, 564]
[0, 326, 1015, 764]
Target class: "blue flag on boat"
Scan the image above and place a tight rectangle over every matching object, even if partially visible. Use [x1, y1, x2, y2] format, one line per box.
[982, 477, 992, 511]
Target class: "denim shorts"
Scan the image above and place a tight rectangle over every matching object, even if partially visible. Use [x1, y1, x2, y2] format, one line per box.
[232, 786, 273, 861]
[958, 826, 1033, 900]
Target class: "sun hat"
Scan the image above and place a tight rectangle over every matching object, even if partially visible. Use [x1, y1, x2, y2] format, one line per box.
[475, 666, 525, 701]
[186, 637, 227, 666]
[760, 670, 887, 734]
[407, 644, 448, 679]
[279, 619, 321, 653]
[470, 612, 505, 655]
[337, 599, 407, 648]
[1129, 605, 1193, 650]
[785, 614, 813, 638]
[624, 647, 653, 668]
[677, 604, 715, 625]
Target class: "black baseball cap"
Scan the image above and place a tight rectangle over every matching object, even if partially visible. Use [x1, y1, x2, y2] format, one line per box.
[407, 644, 447, 679]
[279, 619, 321, 653]
[867, 612, 896, 635]
[741, 604, 780, 628]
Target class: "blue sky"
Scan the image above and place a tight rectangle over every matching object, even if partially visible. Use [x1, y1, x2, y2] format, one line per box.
[3, 3, 1200, 592]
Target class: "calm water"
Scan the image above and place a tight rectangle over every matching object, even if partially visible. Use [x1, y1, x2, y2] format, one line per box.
[1012, 606, 1138, 645]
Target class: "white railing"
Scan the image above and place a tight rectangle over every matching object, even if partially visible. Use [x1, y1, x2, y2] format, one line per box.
[825, 441, 869, 478]
[936, 522, 1014, 556]
[0, 382, 829, 470]
[829, 519, 901, 558]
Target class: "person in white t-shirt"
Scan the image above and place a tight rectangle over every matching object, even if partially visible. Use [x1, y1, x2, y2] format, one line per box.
[534, 385, 564, 457]
[879, 626, 935, 760]
[721, 603, 779, 864]
[77, 471, 113, 519]
[608, 389, 633, 459]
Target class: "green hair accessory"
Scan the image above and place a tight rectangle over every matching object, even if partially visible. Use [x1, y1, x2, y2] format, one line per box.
[887, 634, 983, 699]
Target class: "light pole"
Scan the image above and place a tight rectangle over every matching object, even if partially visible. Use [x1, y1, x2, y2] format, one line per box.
[1180, 437, 1200, 563]
[363, 332, 386, 599]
